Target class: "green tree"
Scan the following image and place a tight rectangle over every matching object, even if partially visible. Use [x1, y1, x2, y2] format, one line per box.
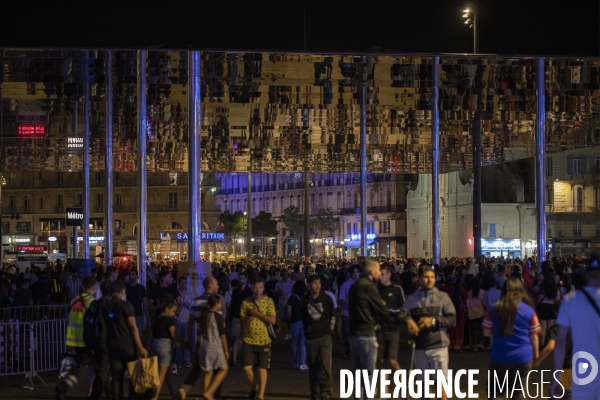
[252, 211, 279, 238]
[313, 208, 340, 235]
[218, 211, 246, 238]
[278, 206, 304, 236]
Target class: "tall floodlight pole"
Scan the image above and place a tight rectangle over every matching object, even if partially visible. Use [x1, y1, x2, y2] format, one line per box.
[137, 50, 147, 284]
[83, 50, 90, 260]
[463, 3, 479, 53]
[188, 51, 202, 269]
[432, 57, 440, 265]
[105, 50, 113, 266]
[536, 58, 546, 262]
[359, 56, 368, 258]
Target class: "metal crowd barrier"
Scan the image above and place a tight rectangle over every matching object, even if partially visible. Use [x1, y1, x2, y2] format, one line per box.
[0, 305, 69, 323]
[0, 318, 67, 390]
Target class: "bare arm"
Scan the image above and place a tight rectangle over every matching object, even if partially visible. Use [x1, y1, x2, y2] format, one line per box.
[176, 295, 183, 316]
[142, 296, 151, 326]
[219, 294, 227, 323]
[533, 339, 555, 369]
[126, 316, 147, 357]
[530, 333, 539, 360]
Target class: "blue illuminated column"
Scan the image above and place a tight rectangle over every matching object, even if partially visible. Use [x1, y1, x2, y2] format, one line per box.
[105, 50, 113, 265]
[137, 50, 147, 284]
[536, 58, 546, 262]
[83, 50, 90, 259]
[73, 98, 79, 259]
[359, 56, 368, 258]
[431, 56, 440, 265]
[188, 51, 202, 267]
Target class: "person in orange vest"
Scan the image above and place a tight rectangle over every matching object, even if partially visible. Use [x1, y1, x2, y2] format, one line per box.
[56, 276, 98, 399]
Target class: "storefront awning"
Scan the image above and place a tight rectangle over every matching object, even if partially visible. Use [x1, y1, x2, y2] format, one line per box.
[344, 240, 375, 248]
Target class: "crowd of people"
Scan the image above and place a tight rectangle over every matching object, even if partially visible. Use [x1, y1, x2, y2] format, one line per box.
[3, 253, 599, 399]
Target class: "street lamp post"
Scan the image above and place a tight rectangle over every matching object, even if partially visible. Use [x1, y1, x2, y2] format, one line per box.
[463, 2, 479, 53]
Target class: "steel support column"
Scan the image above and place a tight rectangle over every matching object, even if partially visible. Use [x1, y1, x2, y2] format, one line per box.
[431, 56, 440, 265]
[73, 98, 79, 259]
[247, 172, 252, 255]
[359, 56, 368, 258]
[137, 50, 147, 284]
[82, 51, 90, 260]
[536, 58, 546, 262]
[473, 111, 482, 260]
[104, 50, 113, 266]
[304, 172, 310, 260]
[188, 51, 202, 268]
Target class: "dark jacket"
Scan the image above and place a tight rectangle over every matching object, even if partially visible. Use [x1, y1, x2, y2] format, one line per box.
[348, 276, 389, 337]
[401, 287, 457, 350]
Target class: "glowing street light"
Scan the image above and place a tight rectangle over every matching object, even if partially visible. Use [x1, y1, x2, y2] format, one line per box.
[462, 3, 478, 53]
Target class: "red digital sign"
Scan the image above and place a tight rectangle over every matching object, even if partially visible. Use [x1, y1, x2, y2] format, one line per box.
[18, 124, 46, 136]
[17, 245, 47, 252]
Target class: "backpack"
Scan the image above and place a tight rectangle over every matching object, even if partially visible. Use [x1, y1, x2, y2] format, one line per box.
[83, 299, 106, 348]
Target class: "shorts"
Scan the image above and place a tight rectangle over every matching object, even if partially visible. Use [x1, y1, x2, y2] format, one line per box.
[277, 303, 287, 319]
[243, 343, 271, 370]
[151, 338, 174, 367]
[536, 303, 557, 321]
[414, 347, 449, 378]
[231, 318, 244, 338]
[377, 330, 400, 361]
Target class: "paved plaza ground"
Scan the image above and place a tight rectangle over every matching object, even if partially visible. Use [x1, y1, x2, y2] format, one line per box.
[0, 332, 555, 399]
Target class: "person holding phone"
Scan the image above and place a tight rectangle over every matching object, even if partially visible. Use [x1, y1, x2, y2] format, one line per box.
[401, 264, 456, 400]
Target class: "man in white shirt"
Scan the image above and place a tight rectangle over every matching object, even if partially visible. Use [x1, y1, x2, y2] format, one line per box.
[96, 266, 119, 300]
[552, 257, 600, 399]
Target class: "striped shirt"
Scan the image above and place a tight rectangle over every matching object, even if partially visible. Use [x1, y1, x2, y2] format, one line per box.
[66, 277, 82, 299]
[190, 292, 224, 340]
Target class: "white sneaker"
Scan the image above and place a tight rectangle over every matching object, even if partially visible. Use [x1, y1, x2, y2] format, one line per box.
[299, 364, 309, 370]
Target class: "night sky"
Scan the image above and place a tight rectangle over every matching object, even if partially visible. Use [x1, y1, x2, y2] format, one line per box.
[1, 0, 599, 56]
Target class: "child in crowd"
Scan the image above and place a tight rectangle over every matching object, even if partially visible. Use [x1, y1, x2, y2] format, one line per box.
[151, 301, 184, 400]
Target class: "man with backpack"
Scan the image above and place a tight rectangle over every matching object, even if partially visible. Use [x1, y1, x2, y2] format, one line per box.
[56, 276, 98, 399]
[85, 280, 113, 400]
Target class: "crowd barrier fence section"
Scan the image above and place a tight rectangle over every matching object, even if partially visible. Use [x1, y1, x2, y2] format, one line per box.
[0, 305, 70, 323]
[0, 318, 69, 389]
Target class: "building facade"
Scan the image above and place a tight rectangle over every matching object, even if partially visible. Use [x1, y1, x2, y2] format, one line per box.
[216, 172, 417, 258]
[407, 160, 537, 259]
[0, 171, 221, 261]
[546, 147, 600, 256]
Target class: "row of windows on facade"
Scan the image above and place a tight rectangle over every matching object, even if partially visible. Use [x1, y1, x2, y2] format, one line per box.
[223, 191, 394, 214]
[283, 220, 391, 237]
[549, 221, 600, 237]
[546, 156, 600, 176]
[5, 192, 180, 210]
[545, 186, 600, 212]
[1, 219, 104, 234]
[225, 173, 399, 187]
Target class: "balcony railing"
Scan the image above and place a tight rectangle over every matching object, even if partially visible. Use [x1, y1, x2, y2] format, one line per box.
[338, 205, 405, 215]
[546, 204, 593, 213]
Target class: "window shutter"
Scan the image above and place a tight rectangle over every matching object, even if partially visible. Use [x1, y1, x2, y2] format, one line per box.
[482, 222, 489, 238]
[581, 155, 587, 175]
[567, 155, 573, 175]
